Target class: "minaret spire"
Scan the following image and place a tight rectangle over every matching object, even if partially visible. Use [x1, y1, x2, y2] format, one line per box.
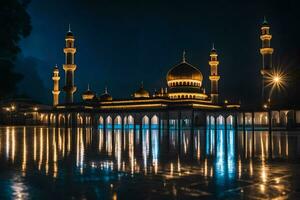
[182, 50, 186, 63]
[68, 24, 71, 32]
[263, 16, 268, 24]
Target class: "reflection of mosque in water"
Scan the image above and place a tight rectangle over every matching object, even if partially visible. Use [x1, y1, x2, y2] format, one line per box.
[37, 19, 300, 130]
[0, 127, 299, 179]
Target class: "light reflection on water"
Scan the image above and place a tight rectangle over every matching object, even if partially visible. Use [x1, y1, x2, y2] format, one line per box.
[0, 126, 299, 199]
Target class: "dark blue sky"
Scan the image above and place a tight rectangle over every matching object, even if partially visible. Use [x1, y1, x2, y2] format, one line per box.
[18, 0, 300, 104]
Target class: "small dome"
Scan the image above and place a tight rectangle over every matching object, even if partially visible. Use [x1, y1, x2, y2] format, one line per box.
[66, 24, 74, 38]
[210, 44, 217, 54]
[66, 31, 74, 37]
[99, 87, 112, 101]
[82, 85, 95, 101]
[133, 83, 150, 98]
[167, 62, 203, 82]
[53, 65, 59, 72]
[262, 16, 269, 26]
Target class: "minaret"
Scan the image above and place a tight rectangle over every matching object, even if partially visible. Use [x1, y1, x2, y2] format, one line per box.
[63, 25, 77, 103]
[52, 65, 60, 106]
[209, 44, 220, 104]
[260, 17, 274, 104]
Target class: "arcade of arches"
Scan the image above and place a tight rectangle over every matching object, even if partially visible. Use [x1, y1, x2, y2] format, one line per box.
[38, 110, 300, 130]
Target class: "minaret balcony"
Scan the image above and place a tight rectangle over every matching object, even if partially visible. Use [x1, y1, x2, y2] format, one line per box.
[63, 86, 77, 93]
[52, 91, 60, 95]
[52, 77, 60, 81]
[209, 75, 220, 81]
[63, 48, 76, 54]
[260, 48, 274, 54]
[209, 61, 219, 66]
[63, 64, 77, 71]
[260, 35, 272, 40]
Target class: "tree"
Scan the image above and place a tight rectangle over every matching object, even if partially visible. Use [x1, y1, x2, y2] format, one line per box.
[0, 0, 31, 99]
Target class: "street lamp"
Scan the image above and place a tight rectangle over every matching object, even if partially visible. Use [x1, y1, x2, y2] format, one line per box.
[264, 68, 287, 133]
[265, 68, 287, 105]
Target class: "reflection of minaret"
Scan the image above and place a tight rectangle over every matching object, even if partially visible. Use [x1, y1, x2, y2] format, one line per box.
[260, 17, 274, 104]
[209, 44, 220, 104]
[52, 65, 60, 106]
[63, 25, 77, 103]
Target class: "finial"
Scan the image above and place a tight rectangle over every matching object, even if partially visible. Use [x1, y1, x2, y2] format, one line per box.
[68, 24, 71, 32]
[141, 81, 144, 88]
[263, 16, 268, 25]
[87, 83, 90, 91]
[182, 50, 186, 63]
[104, 86, 108, 94]
[212, 43, 215, 50]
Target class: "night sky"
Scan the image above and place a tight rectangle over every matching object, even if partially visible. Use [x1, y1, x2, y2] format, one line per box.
[17, 0, 300, 105]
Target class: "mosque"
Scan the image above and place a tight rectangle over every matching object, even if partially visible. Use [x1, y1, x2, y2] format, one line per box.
[41, 19, 299, 130]
[53, 25, 224, 107]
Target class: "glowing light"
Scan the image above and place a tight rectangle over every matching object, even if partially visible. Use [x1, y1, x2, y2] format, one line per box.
[265, 68, 288, 98]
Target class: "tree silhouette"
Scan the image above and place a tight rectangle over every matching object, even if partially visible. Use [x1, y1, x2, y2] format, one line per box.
[0, 0, 31, 99]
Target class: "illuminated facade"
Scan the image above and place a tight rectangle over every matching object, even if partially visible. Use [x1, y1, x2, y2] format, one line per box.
[40, 20, 298, 130]
[45, 27, 239, 127]
[260, 17, 274, 104]
[51, 27, 235, 112]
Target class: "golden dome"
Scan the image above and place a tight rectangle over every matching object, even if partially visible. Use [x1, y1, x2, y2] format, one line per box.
[167, 51, 203, 83]
[99, 87, 112, 101]
[167, 62, 203, 82]
[166, 52, 208, 100]
[82, 85, 95, 101]
[133, 83, 150, 98]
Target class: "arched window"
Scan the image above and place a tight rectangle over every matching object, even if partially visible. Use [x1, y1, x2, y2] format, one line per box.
[114, 115, 122, 129]
[106, 116, 112, 129]
[142, 115, 149, 129]
[216, 115, 225, 129]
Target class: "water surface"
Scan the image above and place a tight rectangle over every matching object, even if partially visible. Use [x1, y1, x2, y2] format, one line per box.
[0, 126, 300, 199]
